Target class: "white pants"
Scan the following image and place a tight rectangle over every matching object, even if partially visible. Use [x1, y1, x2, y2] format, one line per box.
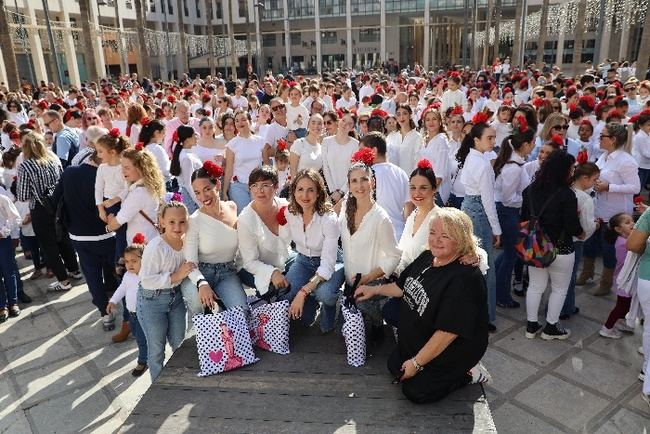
[637, 278, 650, 394]
[526, 253, 575, 324]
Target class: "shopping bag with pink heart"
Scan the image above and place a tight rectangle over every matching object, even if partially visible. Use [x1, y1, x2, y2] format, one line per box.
[194, 306, 259, 377]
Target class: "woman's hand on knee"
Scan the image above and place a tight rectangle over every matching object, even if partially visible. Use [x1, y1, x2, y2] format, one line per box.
[271, 270, 289, 289]
[198, 283, 217, 307]
[289, 292, 305, 319]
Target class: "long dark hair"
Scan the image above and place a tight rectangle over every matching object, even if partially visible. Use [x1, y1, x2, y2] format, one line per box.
[493, 127, 535, 178]
[456, 122, 491, 169]
[530, 150, 575, 193]
[138, 119, 165, 145]
[170, 125, 195, 177]
[396, 104, 416, 131]
[345, 162, 374, 235]
[514, 104, 539, 133]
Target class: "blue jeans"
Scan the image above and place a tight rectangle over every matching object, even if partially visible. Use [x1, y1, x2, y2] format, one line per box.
[462, 195, 496, 323]
[562, 240, 583, 316]
[238, 252, 297, 294]
[447, 193, 463, 209]
[639, 168, 650, 190]
[280, 253, 345, 332]
[495, 203, 520, 305]
[181, 262, 247, 315]
[128, 311, 148, 365]
[179, 186, 199, 215]
[137, 285, 187, 381]
[71, 238, 118, 316]
[583, 225, 616, 269]
[229, 181, 251, 215]
[105, 201, 127, 261]
[0, 237, 18, 308]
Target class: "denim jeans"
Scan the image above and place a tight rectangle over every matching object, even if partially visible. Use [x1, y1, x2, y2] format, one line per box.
[128, 311, 148, 365]
[280, 253, 345, 332]
[229, 181, 251, 215]
[181, 262, 248, 316]
[71, 238, 118, 316]
[583, 225, 616, 269]
[495, 202, 520, 305]
[0, 237, 18, 308]
[179, 186, 199, 215]
[105, 201, 127, 261]
[446, 193, 464, 209]
[462, 195, 496, 323]
[238, 252, 297, 294]
[639, 168, 650, 190]
[137, 285, 187, 381]
[561, 240, 583, 317]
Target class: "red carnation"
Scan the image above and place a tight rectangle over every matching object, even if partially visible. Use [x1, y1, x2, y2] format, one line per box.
[140, 117, 151, 127]
[568, 103, 578, 113]
[203, 160, 224, 179]
[135, 141, 144, 151]
[515, 115, 527, 133]
[471, 112, 489, 125]
[232, 175, 238, 182]
[276, 205, 288, 226]
[370, 108, 388, 119]
[629, 114, 640, 124]
[167, 95, 177, 103]
[108, 128, 120, 138]
[417, 159, 433, 170]
[276, 138, 288, 152]
[532, 98, 546, 108]
[634, 196, 644, 204]
[172, 130, 179, 143]
[450, 105, 464, 116]
[550, 134, 564, 148]
[351, 147, 376, 166]
[576, 149, 588, 164]
[132, 233, 146, 244]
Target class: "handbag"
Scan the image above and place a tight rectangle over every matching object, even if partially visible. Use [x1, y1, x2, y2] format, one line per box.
[194, 306, 259, 377]
[515, 191, 558, 268]
[340, 273, 366, 367]
[247, 296, 291, 355]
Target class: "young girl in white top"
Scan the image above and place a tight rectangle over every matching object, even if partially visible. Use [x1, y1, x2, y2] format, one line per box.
[170, 125, 202, 214]
[286, 85, 310, 139]
[289, 113, 324, 180]
[321, 113, 360, 205]
[95, 129, 130, 261]
[420, 107, 450, 204]
[137, 201, 192, 381]
[280, 169, 345, 333]
[459, 113, 501, 331]
[194, 117, 226, 165]
[491, 106, 514, 154]
[274, 145, 291, 195]
[183, 161, 247, 315]
[107, 234, 148, 377]
[493, 120, 535, 310]
[387, 104, 423, 175]
[138, 119, 172, 182]
[340, 149, 402, 345]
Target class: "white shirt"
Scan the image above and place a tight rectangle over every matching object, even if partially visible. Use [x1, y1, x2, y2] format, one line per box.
[194, 143, 226, 163]
[231, 95, 249, 110]
[286, 103, 310, 131]
[485, 99, 502, 117]
[178, 149, 203, 207]
[335, 96, 357, 110]
[396, 207, 436, 275]
[139, 235, 185, 290]
[263, 122, 289, 150]
[14, 200, 33, 236]
[109, 271, 140, 312]
[321, 135, 359, 194]
[237, 199, 292, 294]
[129, 124, 142, 146]
[359, 84, 375, 102]
[389, 129, 424, 175]
[291, 137, 322, 172]
[339, 201, 402, 285]
[95, 163, 127, 205]
[0, 194, 20, 238]
[115, 180, 160, 245]
[373, 162, 409, 240]
[441, 89, 467, 113]
[494, 152, 530, 208]
[227, 135, 266, 184]
[633, 130, 650, 170]
[280, 210, 340, 280]
[460, 148, 502, 235]
[573, 187, 598, 242]
[420, 133, 451, 202]
[145, 142, 172, 181]
[595, 149, 640, 220]
[491, 120, 512, 151]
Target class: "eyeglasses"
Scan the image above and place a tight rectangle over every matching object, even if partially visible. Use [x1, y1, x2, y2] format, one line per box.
[553, 125, 569, 130]
[250, 183, 275, 191]
[43, 118, 55, 127]
[271, 104, 286, 112]
[625, 87, 637, 92]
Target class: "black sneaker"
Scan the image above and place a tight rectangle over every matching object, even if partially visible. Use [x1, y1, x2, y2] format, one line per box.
[541, 322, 571, 340]
[17, 291, 32, 304]
[559, 307, 580, 320]
[525, 321, 543, 339]
[488, 323, 497, 333]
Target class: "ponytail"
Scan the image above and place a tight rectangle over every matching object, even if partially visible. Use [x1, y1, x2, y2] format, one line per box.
[138, 119, 165, 145]
[456, 122, 491, 169]
[493, 126, 535, 177]
[169, 125, 195, 177]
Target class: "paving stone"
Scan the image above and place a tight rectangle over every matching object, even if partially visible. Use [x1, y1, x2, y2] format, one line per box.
[594, 407, 650, 433]
[625, 386, 650, 414]
[588, 333, 644, 366]
[481, 347, 538, 394]
[0, 312, 60, 349]
[560, 314, 601, 345]
[0, 409, 31, 434]
[493, 327, 573, 367]
[491, 402, 565, 434]
[575, 291, 618, 323]
[515, 375, 610, 431]
[3, 334, 77, 375]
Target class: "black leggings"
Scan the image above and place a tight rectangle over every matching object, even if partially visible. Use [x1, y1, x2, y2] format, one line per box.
[31, 203, 79, 282]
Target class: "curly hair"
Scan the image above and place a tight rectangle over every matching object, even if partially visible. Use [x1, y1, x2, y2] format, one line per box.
[122, 148, 165, 200]
[287, 169, 332, 216]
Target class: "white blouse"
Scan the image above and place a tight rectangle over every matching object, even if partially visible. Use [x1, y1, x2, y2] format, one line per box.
[494, 152, 530, 208]
[237, 199, 292, 293]
[633, 130, 650, 170]
[339, 201, 402, 285]
[396, 207, 437, 275]
[109, 271, 140, 312]
[145, 142, 172, 181]
[420, 133, 451, 202]
[194, 143, 226, 163]
[227, 135, 266, 184]
[139, 235, 185, 290]
[595, 149, 640, 221]
[94, 163, 127, 205]
[389, 129, 424, 175]
[115, 180, 160, 245]
[280, 209, 340, 280]
[178, 149, 203, 206]
[0, 194, 21, 238]
[291, 137, 323, 172]
[321, 135, 359, 194]
[460, 148, 502, 235]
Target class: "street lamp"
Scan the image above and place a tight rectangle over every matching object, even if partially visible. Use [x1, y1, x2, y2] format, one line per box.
[254, 2, 264, 79]
[97, 0, 110, 78]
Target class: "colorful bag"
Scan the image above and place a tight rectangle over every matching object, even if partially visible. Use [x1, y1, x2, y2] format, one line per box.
[194, 306, 259, 377]
[515, 191, 558, 268]
[340, 273, 366, 367]
[247, 297, 291, 355]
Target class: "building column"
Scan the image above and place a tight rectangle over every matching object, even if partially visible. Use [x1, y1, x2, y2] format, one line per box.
[380, 0, 386, 64]
[618, 0, 632, 60]
[156, 19, 169, 80]
[556, 13, 566, 67]
[283, 0, 290, 70]
[314, 0, 322, 74]
[25, 3, 49, 84]
[346, 0, 352, 69]
[58, 0, 81, 87]
[599, 14, 612, 62]
[0, 48, 7, 86]
[89, 0, 107, 79]
[423, 0, 430, 71]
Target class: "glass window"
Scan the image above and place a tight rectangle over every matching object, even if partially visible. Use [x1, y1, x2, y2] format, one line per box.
[359, 28, 380, 43]
[291, 32, 302, 46]
[321, 31, 337, 44]
[262, 34, 276, 47]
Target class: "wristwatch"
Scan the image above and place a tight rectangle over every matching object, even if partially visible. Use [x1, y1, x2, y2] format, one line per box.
[411, 357, 424, 373]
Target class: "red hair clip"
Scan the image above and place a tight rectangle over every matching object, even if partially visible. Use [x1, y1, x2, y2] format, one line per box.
[132, 233, 146, 244]
[568, 103, 578, 113]
[550, 134, 564, 147]
[417, 159, 433, 170]
[634, 196, 644, 205]
[576, 149, 588, 164]
[351, 147, 376, 166]
[450, 105, 464, 116]
[203, 160, 224, 179]
[167, 95, 177, 103]
[515, 115, 527, 133]
[172, 130, 179, 143]
[140, 117, 151, 127]
[108, 128, 120, 138]
[471, 112, 489, 125]
[276, 138, 289, 152]
[135, 141, 144, 151]
[370, 108, 388, 119]
[276, 205, 288, 226]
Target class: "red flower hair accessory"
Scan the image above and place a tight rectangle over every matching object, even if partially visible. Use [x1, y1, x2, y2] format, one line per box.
[515, 115, 527, 133]
[335, 108, 345, 119]
[471, 112, 489, 125]
[629, 114, 640, 124]
[135, 142, 144, 151]
[132, 233, 146, 244]
[450, 105, 464, 116]
[276, 138, 288, 152]
[351, 147, 376, 166]
[172, 130, 179, 143]
[203, 160, 224, 179]
[370, 108, 388, 119]
[108, 128, 120, 138]
[277, 205, 288, 226]
[576, 149, 588, 164]
[634, 196, 644, 205]
[9, 131, 20, 140]
[140, 117, 151, 127]
[550, 134, 564, 147]
[171, 192, 183, 202]
[417, 159, 433, 170]
[37, 100, 49, 110]
[532, 98, 546, 108]
[167, 95, 177, 103]
[568, 103, 578, 113]
[449, 71, 461, 78]
[107, 98, 117, 106]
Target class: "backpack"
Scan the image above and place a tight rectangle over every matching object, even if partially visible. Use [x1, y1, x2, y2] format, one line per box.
[515, 191, 558, 268]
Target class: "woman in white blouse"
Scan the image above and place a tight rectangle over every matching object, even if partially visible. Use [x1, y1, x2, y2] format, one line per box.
[458, 116, 501, 331]
[194, 117, 226, 165]
[170, 125, 202, 214]
[279, 169, 345, 332]
[138, 119, 172, 182]
[289, 114, 324, 180]
[420, 107, 450, 204]
[182, 161, 246, 315]
[582, 124, 640, 295]
[237, 166, 294, 296]
[223, 110, 271, 214]
[321, 113, 359, 204]
[340, 155, 402, 344]
[386, 104, 424, 175]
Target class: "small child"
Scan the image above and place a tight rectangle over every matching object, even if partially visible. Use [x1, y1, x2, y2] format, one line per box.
[491, 106, 513, 155]
[12, 186, 44, 280]
[599, 212, 636, 339]
[107, 233, 148, 376]
[286, 85, 309, 139]
[276, 145, 291, 198]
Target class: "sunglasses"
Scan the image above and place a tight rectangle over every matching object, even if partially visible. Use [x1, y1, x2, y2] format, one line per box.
[625, 87, 636, 92]
[553, 125, 569, 130]
[271, 104, 286, 112]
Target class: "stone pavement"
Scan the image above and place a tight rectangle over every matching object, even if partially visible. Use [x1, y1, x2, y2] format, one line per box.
[1, 254, 649, 433]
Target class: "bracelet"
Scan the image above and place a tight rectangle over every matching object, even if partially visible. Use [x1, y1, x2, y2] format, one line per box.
[299, 287, 311, 297]
[105, 225, 110, 233]
[196, 279, 208, 288]
[411, 357, 424, 372]
[309, 274, 324, 287]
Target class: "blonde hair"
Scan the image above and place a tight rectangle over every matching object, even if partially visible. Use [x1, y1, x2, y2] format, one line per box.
[540, 112, 567, 141]
[22, 132, 56, 162]
[121, 148, 165, 200]
[429, 207, 479, 257]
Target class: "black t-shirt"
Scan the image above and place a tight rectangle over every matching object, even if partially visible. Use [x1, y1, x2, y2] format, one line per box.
[397, 250, 489, 374]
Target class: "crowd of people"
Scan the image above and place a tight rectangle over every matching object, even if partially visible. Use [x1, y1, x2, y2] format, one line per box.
[1, 57, 650, 406]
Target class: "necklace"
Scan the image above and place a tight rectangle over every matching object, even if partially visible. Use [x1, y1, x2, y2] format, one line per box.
[432, 255, 459, 267]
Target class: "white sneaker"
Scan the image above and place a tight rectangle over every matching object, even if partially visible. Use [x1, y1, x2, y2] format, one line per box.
[102, 313, 115, 331]
[639, 346, 645, 355]
[615, 319, 635, 334]
[469, 362, 492, 385]
[598, 326, 622, 339]
[48, 281, 72, 292]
